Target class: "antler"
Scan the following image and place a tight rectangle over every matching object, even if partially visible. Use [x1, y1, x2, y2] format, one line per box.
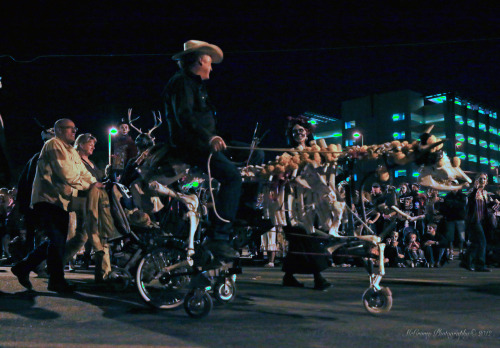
[128, 108, 143, 134]
[147, 110, 162, 136]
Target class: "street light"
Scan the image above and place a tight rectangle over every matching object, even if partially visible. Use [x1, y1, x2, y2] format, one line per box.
[108, 127, 118, 166]
[353, 131, 363, 146]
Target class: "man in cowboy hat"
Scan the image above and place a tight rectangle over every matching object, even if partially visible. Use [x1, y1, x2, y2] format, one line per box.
[162, 40, 241, 259]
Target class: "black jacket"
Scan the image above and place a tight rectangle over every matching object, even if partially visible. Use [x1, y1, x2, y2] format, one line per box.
[16, 152, 39, 215]
[162, 69, 217, 155]
[421, 232, 448, 247]
[441, 191, 467, 221]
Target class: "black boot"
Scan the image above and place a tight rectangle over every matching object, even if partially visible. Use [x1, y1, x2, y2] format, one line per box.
[282, 273, 304, 288]
[313, 273, 331, 291]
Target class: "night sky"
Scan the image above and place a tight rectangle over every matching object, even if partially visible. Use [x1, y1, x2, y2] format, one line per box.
[1, 2, 500, 181]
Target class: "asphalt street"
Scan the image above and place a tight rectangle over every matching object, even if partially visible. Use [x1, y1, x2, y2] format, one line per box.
[0, 261, 499, 347]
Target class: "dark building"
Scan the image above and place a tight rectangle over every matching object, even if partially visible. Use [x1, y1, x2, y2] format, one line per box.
[314, 90, 500, 186]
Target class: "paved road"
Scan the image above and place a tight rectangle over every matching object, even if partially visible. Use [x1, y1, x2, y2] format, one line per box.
[0, 262, 499, 347]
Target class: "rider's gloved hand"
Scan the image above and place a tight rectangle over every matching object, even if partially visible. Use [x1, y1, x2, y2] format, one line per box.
[209, 136, 227, 152]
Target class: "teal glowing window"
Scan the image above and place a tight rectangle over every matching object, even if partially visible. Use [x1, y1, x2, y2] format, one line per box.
[392, 113, 405, 121]
[395, 170, 407, 177]
[494, 176, 499, 183]
[490, 159, 499, 166]
[412, 172, 420, 177]
[454, 99, 463, 106]
[490, 127, 497, 135]
[427, 95, 446, 103]
[345, 121, 356, 129]
[479, 123, 486, 132]
[393, 131, 405, 140]
[479, 108, 486, 114]
[493, 112, 498, 119]
[480, 157, 489, 164]
[456, 152, 466, 160]
[467, 119, 475, 128]
[308, 120, 317, 125]
[468, 154, 477, 162]
[345, 139, 355, 146]
[490, 143, 499, 151]
[333, 132, 342, 137]
[455, 115, 464, 125]
[456, 133, 465, 142]
[480, 140, 487, 148]
[467, 104, 473, 110]
[468, 137, 476, 145]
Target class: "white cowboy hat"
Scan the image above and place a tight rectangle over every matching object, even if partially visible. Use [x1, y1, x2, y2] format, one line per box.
[172, 40, 223, 64]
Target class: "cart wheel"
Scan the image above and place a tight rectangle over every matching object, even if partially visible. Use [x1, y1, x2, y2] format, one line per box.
[107, 267, 132, 291]
[136, 248, 190, 309]
[214, 278, 236, 304]
[362, 286, 392, 314]
[184, 289, 213, 319]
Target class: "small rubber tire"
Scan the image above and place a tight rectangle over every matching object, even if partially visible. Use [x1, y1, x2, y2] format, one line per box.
[214, 278, 236, 304]
[184, 289, 213, 319]
[362, 286, 393, 314]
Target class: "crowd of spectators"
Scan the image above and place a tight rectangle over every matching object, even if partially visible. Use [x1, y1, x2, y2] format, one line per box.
[258, 179, 500, 271]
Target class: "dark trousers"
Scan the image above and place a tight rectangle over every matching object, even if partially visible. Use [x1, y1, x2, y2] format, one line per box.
[468, 221, 487, 268]
[423, 244, 446, 265]
[189, 150, 242, 240]
[24, 208, 37, 252]
[14, 203, 69, 283]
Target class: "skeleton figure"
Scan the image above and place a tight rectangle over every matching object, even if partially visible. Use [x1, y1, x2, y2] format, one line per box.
[418, 154, 471, 191]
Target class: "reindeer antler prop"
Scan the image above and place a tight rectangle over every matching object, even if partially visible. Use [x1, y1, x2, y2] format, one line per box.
[127, 108, 143, 134]
[148, 111, 162, 137]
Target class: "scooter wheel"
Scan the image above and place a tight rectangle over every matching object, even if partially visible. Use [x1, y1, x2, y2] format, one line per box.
[214, 278, 236, 304]
[184, 289, 213, 319]
[362, 286, 392, 314]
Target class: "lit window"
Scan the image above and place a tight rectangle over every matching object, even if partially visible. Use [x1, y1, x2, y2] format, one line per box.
[426, 95, 446, 103]
[345, 139, 354, 146]
[456, 133, 465, 142]
[345, 121, 356, 129]
[490, 143, 499, 151]
[479, 108, 486, 114]
[395, 170, 407, 177]
[456, 152, 466, 160]
[493, 112, 498, 119]
[392, 113, 405, 121]
[468, 154, 477, 162]
[490, 127, 497, 135]
[467, 119, 475, 128]
[468, 137, 476, 145]
[479, 123, 486, 132]
[393, 131, 405, 140]
[480, 157, 489, 164]
[480, 140, 487, 148]
[455, 115, 464, 125]
[412, 172, 420, 177]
